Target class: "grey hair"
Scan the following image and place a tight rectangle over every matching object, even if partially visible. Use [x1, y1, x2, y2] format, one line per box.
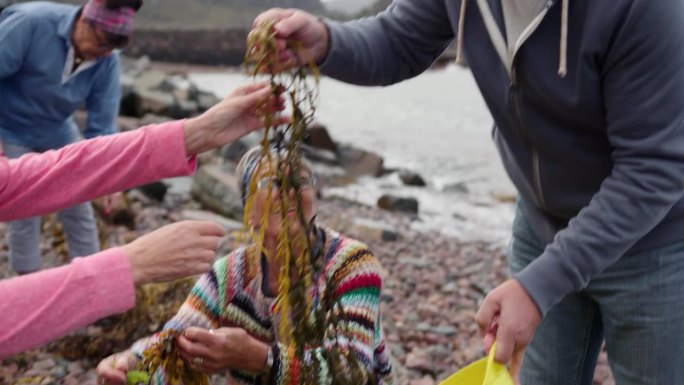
[236, 146, 314, 206]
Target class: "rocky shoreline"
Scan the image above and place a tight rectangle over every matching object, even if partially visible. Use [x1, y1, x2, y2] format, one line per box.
[0, 58, 614, 385]
[0, 197, 615, 385]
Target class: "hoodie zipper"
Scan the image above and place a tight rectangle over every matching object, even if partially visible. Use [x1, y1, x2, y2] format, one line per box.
[476, 0, 555, 209]
[510, 64, 547, 209]
[505, 1, 555, 210]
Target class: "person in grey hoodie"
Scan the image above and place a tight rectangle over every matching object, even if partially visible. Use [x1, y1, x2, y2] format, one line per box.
[250, 1, 684, 384]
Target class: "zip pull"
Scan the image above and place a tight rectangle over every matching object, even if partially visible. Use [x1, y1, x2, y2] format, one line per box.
[510, 64, 518, 89]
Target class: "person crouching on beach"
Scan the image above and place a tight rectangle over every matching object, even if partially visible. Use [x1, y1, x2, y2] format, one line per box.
[0, 0, 141, 275]
[96, 146, 395, 385]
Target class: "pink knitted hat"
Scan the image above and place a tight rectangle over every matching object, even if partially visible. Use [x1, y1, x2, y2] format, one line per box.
[82, 0, 136, 36]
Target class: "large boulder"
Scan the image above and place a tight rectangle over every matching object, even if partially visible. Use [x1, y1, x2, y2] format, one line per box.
[398, 169, 427, 187]
[308, 162, 350, 190]
[133, 70, 167, 91]
[119, 65, 212, 118]
[139, 113, 172, 126]
[121, 70, 171, 118]
[337, 144, 384, 178]
[72, 110, 140, 132]
[305, 123, 337, 152]
[301, 145, 339, 166]
[351, 218, 399, 242]
[170, 99, 199, 119]
[196, 91, 221, 112]
[138, 89, 175, 117]
[218, 131, 262, 163]
[191, 164, 243, 219]
[119, 55, 151, 78]
[119, 90, 143, 117]
[136, 181, 169, 202]
[377, 194, 419, 214]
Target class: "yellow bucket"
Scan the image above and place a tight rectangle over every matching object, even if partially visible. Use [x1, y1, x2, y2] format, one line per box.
[439, 343, 514, 385]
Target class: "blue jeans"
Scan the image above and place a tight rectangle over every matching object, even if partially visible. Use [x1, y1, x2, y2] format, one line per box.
[510, 202, 684, 385]
[3, 142, 99, 273]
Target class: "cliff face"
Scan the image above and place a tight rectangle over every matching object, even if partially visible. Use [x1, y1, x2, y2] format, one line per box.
[124, 29, 248, 66]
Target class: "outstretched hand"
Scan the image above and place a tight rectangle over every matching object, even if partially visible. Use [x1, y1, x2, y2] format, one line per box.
[183, 81, 288, 155]
[123, 220, 226, 286]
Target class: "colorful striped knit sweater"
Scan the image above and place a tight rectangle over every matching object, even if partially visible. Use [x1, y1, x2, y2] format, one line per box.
[131, 227, 393, 385]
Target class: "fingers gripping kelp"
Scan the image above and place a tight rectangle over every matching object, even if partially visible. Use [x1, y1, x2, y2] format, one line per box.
[129, 330, 208, 385]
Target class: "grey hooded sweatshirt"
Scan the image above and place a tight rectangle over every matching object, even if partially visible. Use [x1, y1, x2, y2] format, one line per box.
[319, 0, 684, 315]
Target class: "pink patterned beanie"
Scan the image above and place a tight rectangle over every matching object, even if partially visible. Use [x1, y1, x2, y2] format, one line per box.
[83, 0, 136, 36]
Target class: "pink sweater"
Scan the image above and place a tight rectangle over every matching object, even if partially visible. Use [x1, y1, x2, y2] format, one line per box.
[0, 120, 196, 357]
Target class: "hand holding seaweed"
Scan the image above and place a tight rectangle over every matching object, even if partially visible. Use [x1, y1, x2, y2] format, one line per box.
[248, 12, 329, 72]
[134, 329, 208, 385]
[176, 327, 270, 374]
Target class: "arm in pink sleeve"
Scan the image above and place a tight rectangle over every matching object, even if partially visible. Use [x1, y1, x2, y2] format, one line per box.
[0, 120, 197, 221]
[0, 248, 136, 358]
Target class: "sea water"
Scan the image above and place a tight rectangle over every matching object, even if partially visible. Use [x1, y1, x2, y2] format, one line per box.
[190, 64, 515, 245]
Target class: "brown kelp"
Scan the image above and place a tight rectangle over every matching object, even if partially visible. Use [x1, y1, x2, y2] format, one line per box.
[242, 19, 368, 385]
[131, 329, 208, 385]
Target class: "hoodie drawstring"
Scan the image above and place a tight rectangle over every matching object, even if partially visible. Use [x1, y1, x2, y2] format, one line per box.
[558, 0, 568, 77]
[455, 0, 467, 65]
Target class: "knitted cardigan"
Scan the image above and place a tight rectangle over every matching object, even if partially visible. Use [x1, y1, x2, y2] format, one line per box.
[131, 227, 394, 385]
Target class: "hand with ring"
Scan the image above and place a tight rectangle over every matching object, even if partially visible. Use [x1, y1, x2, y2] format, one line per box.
[96, 350, 138, 385]
[178, 327, 270, 374]
[192, 356, 204, 367]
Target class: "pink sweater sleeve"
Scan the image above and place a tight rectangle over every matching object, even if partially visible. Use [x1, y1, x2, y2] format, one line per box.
[0, 119, 196, 221]
[0, 248, 135, 358]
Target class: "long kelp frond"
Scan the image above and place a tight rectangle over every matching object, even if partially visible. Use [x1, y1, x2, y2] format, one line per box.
[242, 20, 367, 385]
